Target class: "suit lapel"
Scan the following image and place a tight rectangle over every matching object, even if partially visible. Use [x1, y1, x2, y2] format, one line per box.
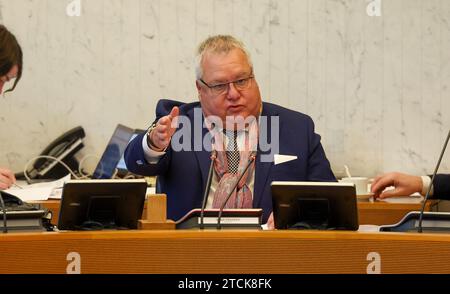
[253, 151, 272, 207]
[253, 104, 278, 207]
[196, 132, 212, 191]
[189, 108, 211, 191]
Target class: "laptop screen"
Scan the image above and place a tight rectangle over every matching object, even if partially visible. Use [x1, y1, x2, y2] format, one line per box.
[116, 132, 141, 172]
[92, 124, 135, 179]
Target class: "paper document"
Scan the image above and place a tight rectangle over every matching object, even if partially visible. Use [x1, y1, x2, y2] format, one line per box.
[146, 187, 156, 196]
[4, 174, 71, 201]
[4, 186, 54, 201]
[358, 225, 380, 232]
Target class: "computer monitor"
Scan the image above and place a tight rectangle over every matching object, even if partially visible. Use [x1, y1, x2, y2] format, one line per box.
[271, 181, 359, 230]
[58, 179, 147, 230]
[92, 124, 135, 179]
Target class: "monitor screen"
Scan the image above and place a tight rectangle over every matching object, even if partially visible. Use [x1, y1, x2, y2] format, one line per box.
[271, 181, 359, 230]
[58, 179, 147, 230]
[92, 124, 135, 179]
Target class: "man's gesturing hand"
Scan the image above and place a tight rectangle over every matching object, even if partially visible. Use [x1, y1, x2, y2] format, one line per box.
[148, 106, 179, 151]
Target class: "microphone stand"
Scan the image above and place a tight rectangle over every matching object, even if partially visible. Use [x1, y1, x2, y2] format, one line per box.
[199, 149, 216, 229]
[0, 192, 8, 233]
[418, 129, 450, 233]
[217, 152, 257, 230]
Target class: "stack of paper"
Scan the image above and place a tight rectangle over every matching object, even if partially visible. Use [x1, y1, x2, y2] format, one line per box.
[4, 174, 71, 201]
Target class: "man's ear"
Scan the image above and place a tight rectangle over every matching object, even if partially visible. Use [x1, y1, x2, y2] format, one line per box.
[195, 81, 202, 101]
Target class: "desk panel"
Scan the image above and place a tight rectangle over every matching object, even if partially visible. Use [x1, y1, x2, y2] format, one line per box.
[1, 230, 450, 274]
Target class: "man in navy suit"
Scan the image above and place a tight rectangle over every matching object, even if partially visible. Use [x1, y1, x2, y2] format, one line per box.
[371, 172, 450, 199]
[124, 35, 336, 226]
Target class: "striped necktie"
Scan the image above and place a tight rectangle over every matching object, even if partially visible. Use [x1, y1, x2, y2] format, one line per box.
[225, 130, 240, 174]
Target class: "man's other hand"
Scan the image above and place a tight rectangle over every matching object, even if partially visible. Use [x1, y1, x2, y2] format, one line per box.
[371, 172, 422, 199]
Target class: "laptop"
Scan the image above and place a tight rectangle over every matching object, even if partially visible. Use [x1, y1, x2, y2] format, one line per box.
[91, 124, 135, 179]
[115, 129, 144, 176]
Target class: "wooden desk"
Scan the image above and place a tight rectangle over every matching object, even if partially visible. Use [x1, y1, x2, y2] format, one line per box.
[1, 230, 450, 274]
[357, 200, 435, 225]
[32, 199, 435, 226]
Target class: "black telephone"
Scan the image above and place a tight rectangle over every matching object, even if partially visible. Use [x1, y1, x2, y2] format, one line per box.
[17, 126, 86, 181]
[0, 190, 40, 211]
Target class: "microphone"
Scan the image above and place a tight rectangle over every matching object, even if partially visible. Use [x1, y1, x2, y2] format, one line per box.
[418, 129, 450, 233]
[200, 124, 216, 230]
[217, 151, 257, 229]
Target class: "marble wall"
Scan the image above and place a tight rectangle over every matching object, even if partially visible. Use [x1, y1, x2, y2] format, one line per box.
[0, 0, 449, 178]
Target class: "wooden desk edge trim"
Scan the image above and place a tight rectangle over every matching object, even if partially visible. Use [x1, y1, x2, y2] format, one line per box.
[2, 230, 450, 242]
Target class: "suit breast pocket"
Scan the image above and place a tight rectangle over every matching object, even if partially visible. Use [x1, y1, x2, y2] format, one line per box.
[270, 162, 305, 181]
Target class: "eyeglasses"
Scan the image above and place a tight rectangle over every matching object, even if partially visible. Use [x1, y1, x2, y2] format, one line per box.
[199, 76, 254, 96]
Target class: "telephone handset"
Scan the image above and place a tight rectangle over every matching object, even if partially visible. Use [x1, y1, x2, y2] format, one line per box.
[20, 126, 86, 180]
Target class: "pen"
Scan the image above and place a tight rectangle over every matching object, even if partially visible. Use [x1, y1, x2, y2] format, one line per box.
[12, 182, 24, 189]
[0, 180, 23, 189]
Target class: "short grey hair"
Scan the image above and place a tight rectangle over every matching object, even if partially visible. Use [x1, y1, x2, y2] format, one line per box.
[195, 35, 253, 80]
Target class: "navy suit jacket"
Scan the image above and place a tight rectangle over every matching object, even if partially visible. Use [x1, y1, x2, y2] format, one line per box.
[434, 174, 450, 199]
[124, 99, 336, 222]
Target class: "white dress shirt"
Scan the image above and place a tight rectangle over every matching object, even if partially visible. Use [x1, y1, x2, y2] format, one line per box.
[421, 175, 433, 196]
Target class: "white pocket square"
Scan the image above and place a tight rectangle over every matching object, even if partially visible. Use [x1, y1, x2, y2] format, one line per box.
[274, 154, 298, 165]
